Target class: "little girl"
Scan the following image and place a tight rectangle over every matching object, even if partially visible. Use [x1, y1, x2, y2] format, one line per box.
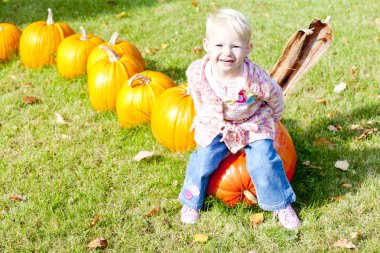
[178, 8, 300, 229]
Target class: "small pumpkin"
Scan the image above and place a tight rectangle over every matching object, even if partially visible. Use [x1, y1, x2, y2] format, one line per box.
[151, 83, 196, 152]
[87, 32, 145, 72]
[19, 8, 75, 68]
[0, 23, 22, 62]
[57, 26, 104, 78]
[116, 71, 175, 128]
[207, 121, 297, 207]
[88, 46, 144, 111]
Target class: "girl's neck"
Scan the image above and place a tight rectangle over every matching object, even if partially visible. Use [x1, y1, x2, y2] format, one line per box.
[210, 64, 245, 86]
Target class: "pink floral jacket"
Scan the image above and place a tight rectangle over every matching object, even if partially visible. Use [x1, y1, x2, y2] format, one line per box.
[187, 56, 283, 153]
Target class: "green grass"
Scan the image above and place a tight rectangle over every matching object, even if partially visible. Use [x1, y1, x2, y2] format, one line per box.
[1, 0, 380, 252]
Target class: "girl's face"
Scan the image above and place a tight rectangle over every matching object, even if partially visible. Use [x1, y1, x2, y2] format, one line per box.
[203, 23, 252, 77]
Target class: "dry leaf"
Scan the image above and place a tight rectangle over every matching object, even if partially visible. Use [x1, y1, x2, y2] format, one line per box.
[315, 138, 335, 149]
[172, 180, 178, 186]
[116, 11, 126, 19]
[327, 125, 338, 132]
[107, 0, 116, 4]
[9, 74, 17, 80]
[161, 43, 168, 49]
[22, 95, 39, 104]
[191, 0, 198, 7]
[331, 195, 345, 202]
[55, 113, 67, 124]
[350, 66, 357, 78]
[315, 98, 327, 104]
[144, 206, 160, 217]
[9, 195, 27, 201]
[87, 237, 107, 249]
[192, 46, 204, 54]
[193, 233, 208, 243]
[350, 231, 362, 239]
[89, 215, 100, 228]
[133, 151, 154, 161]
[375, 18, 380, 27]
[333, 239, 356, 249]
[350, 124, 364, 130]
[24, 82, 32, 88]
[249, 212, 264, 226]
[335, 160, 349, 171]
[334, 82, 347, 93]
[341, 183, 352, 189]
[355, 128, 377, 140]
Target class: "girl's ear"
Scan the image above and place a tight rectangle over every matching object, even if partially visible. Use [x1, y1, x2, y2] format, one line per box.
[203, 38, 209, 53]
[246, 43, 253, 55]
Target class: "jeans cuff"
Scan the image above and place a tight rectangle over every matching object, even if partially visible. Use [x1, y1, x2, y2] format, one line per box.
[258, 195, 296, 211]
[178, 197, 203, 211]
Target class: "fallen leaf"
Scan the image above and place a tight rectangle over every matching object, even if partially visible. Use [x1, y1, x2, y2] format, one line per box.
[350, 66, 357, 78]
[335, 160, 350, 171]
[351, 231, 362, 239]
[315, 98, 327, 104]
[192, 46, 204, 54]
[315, 138, 335, 149]
[355, 128, 378, 140]
[107, 0, 116, 4]
[116, 11, 126, 19]
[331, 195, 345, 202]
[55, 113, 67, 124]
[172, 180, 178, 186]
[22, 95, 39, 104]
[249, 212, 264, 226]
[87, 237, 107, 249]
[133, 151, 154, 161]
[303, 160, 310, 166]
[334, 82, 347, 93]
[327, 125, 338, 132]
[366, 120, 375, 125]
[23, 82, 32, 88]
[144, 206, 160, 217]
[375, 18, 380, 27]
[89, 215, 100, 228]
[333, 239, 356, 249]
[193, 233, 208, 243]
[350, 124, 364, 130]
[9, 74, 17, 80]
[341, 183, 352, 189]
[191, 0, 198, 7]
[9, 195, 27, 201]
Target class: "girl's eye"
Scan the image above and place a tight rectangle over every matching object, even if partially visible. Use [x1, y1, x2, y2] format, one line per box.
[233, 45, 241, 48]
[215, 44, 223, 47]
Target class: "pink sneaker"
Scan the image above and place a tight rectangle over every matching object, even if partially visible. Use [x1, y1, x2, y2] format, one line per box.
[273, 205, 301, 230]
[180, 205, 200, 224]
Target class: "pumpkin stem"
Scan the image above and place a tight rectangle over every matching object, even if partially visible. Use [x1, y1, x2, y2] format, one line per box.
[80, 26, 88, 41]
[99, 45, 120, 63]
[128, 73, 151, 87]
[108, 32, 119, 46]
[243, 190, 257, 203]
[46, 8, 54, 25]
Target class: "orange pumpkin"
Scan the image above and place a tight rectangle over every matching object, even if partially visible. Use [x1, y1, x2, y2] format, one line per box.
[19, 8, 74, 68]
[87, 32, 145, 72]
[57, 26, 104, 78]
[88, 46, 144, 111]
[207, 121, 297, 206]
[151, 83, 196, 152]
[116, 71, 175, 128]
[0, 23, 22, 62]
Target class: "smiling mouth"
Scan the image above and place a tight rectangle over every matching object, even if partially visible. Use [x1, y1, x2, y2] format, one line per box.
[219, 59, 234, 63]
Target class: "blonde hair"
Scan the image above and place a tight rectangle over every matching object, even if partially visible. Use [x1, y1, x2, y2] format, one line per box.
[206, 8, 252, 43]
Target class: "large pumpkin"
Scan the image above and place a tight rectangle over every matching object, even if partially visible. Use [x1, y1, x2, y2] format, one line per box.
[87, 32, 145, 71]
[88, 46, 144, 111]
[19, 8, 75, 68]
[116, 71, 175, 128]
[207, 121, 297, 206]
[57, 26, 104, 78]
[151, 83, 196, 152]
[0, 23, 22, 62]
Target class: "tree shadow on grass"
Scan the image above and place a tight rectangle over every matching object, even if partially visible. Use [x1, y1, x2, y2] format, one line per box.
[1, 0, 176, 26]
[283, 103, 379, 210]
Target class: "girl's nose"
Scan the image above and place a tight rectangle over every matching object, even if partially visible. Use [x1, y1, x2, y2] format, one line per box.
[222, 46, 232, 56]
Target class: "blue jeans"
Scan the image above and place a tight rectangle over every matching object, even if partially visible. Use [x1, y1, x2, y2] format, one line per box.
[178, 135, 296, 211]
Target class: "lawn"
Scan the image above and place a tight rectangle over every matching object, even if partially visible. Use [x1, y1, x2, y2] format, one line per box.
[1, 0, 379, 252]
